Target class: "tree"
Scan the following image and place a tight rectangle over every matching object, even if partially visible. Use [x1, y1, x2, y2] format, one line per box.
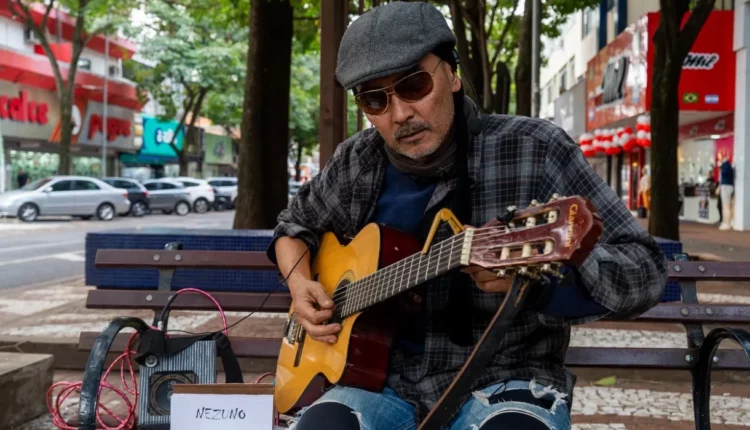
[9, 0, 132, 174]
[233, 0, 294, 229]
[127, 0, 246, 175]
[648, 3, 715, 240]
[437, 0, 596, 116]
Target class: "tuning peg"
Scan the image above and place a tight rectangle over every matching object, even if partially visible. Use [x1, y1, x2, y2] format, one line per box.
[529, 200, 539, 207]
[518, 266, 528, 275]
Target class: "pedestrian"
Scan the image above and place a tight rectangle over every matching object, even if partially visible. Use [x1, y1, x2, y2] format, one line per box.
[638, 166, 650, 218]
[16, 168, 28, 189]
[719, 156, 734, 230]
[269, 3, 668, 429]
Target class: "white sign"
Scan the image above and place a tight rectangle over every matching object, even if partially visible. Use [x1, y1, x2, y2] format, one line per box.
[170, 393, 274, 430]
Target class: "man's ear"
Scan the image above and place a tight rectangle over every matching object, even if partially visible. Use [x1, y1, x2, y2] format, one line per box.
[451, 70, 462, 93]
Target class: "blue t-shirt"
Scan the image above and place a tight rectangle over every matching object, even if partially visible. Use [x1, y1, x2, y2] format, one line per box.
[373, 163, 437, 355]
[721, 161, 734, 186]
[372, 163, 437, 235]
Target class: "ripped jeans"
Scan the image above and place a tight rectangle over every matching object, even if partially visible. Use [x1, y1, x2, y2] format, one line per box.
[290, 379, 570, 430]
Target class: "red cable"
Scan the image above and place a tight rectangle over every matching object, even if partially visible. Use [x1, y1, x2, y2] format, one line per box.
[47, 332, 140, 429]
[46, 290, 230, 428]
[167, 288, 229, 335]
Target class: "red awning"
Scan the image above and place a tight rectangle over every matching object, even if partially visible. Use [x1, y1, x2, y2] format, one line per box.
[0, 47, 142, 110]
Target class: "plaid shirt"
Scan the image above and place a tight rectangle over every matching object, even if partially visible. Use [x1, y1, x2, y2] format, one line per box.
[269, 109, 667, 421]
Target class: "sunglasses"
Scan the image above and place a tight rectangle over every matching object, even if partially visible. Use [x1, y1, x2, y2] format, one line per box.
[354, 60, 444, 116]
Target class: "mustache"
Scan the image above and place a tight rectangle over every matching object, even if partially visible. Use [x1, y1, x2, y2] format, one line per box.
[394, 122, 431, 140]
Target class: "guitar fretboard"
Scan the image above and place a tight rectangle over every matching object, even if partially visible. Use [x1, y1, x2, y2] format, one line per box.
[336, 232, 468, 318]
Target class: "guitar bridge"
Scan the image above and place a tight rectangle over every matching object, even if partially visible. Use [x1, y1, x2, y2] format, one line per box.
[284, 314, 300, 345]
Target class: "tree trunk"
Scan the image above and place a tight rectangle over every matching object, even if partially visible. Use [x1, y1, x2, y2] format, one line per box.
[494, 61, 511, 114]
[234, 0, 293, 230]
[294, 143, 303, 182]
[648, 1, 714, 240]
[648, 49, 681, 240]
[448, 1, 478, 102]
[58, 87, 74, 175]
[515, 0, 532, 117]
[186, 88, 208, 176]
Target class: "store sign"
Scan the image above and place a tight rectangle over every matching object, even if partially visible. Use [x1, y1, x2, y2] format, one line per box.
[600, 57, 629, 105]
[683, 53, 719, 70]
[585, 16, 649, 131]
[0, 91, 49, 125]
[87, 114, 132, 142]
[76, 101, 135, 151]
[0, 82, 60, 141]
[647, 11, 734, 111]
[204, 133, 233, 165]
[138, 115, 184, 159]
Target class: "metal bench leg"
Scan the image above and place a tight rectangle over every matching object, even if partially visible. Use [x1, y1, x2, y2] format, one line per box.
[692, 327, 750, 430]
[78, 316, 150, 430]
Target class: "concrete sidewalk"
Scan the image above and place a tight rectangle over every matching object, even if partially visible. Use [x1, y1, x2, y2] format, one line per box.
[637, 218, 750, 260]
[2, 277, 750, 428]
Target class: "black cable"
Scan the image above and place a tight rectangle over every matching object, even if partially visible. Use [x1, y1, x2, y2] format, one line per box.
[164, 245, 309, 337]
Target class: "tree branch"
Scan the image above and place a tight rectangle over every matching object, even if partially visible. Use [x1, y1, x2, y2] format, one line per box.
[10, 1, 65, 95]
[293, 16, 320, 20]
[486, 0, 501, 36]
[40, 0, 55, 35]
[676, 0, 715, 59]
[491, 0, 519, 69]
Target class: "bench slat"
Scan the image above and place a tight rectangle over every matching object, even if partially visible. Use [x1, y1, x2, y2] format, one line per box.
[85, 290, 750, 324]
[667, 261, 750, 281]
[77, 333, 750, 370]
[85, 290, 292, 313]
[95, 250, 277, 270]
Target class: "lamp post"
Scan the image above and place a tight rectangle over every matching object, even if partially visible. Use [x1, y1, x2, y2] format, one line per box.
[101, 33, 109, 178]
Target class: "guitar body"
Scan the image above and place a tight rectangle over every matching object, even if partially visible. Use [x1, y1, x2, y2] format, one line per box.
[274, 223, 421, 413]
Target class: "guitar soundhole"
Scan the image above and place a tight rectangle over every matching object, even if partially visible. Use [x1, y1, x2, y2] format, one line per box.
[331, 279, 351, 325]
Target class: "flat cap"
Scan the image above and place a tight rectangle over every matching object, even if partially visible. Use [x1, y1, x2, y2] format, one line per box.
[335, 1, 456, 90]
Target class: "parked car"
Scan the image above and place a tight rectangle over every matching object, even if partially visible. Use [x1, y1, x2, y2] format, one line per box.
[0, 176, 130, 222]
[141, 180, 192, 216]
[207, 177, 237, 210]
[167, 177, 215, 214]
[103, 177, 150, 217]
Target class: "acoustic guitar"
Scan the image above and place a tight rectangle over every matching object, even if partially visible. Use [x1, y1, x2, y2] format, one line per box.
[274, 195, 603, 414]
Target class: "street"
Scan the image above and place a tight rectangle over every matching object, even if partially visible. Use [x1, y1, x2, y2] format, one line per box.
[0, 211, 235, 290]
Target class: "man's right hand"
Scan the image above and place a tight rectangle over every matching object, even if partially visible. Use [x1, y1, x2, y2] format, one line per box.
[289, 278, 341, 344]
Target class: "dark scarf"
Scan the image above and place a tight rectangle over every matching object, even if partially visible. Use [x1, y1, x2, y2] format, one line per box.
[403, 88, 477, 348]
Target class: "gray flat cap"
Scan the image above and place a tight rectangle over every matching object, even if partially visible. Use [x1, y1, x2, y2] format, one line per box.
[336, 1, 456, 90]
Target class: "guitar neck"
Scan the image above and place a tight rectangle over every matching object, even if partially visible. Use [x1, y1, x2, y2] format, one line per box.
[340, 231, 471, 318]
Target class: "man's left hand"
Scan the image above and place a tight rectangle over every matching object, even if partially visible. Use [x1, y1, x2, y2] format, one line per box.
[461, 266, 513, 293]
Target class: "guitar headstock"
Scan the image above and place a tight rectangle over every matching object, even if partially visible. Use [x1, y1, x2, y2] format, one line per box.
[466, 195, 603, 278]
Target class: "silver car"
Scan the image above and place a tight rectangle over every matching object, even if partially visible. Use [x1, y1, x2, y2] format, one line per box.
[0, 176, 131, 222]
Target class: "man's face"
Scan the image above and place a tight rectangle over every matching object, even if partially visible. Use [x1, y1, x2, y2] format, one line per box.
[357, 54, 461, 160]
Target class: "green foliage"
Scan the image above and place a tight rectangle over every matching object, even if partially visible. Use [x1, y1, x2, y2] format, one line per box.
[289, 40, 320, 156]
[125, 0, 247, 124]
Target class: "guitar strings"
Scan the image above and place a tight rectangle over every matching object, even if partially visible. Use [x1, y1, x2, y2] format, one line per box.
[333, 221, 560, 314]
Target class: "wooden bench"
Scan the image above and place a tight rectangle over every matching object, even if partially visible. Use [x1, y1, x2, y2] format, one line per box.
[78, 247, 750, 429]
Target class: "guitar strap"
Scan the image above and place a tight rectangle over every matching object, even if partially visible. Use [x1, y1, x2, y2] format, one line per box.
[417, 276, 531, 430]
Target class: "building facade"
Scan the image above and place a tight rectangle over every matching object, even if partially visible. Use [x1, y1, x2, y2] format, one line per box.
[0, 3, 141, 192]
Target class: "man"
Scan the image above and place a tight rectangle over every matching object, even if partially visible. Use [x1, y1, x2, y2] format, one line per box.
[269, 3, 667, 429]
[17, 168, 28, 189]
[719, 156, 734, 230]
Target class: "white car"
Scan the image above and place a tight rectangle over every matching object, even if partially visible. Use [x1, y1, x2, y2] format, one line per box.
[0, 176, 130, 222]
[206, 177, 238, 204]
[158, 177, 215, 214]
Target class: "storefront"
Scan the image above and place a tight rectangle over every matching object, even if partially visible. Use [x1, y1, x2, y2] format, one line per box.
[120, 115, 186, 180]
[582, 11, 735, 223]
[554, 79, 611, 181]
[0, 44, 140, 191]
[202, 133, 235, 177]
